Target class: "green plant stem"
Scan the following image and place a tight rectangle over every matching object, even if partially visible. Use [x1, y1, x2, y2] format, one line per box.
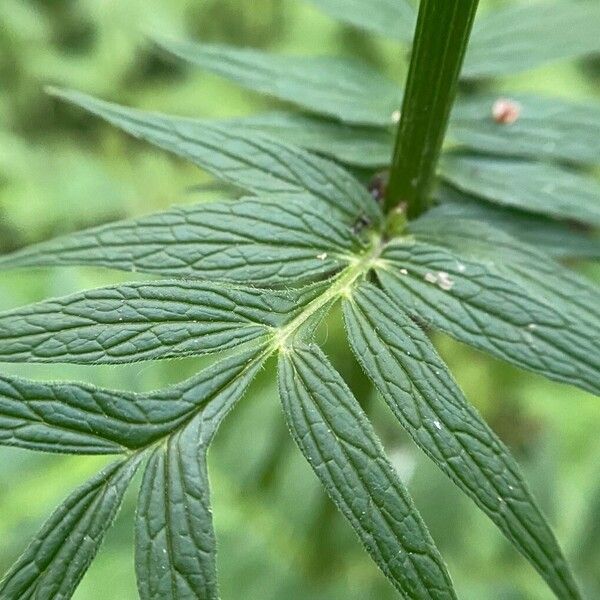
[385, 0, 480, 219]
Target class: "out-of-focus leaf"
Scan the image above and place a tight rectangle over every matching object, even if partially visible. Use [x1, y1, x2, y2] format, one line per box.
[0, 456, 143, 600]
[305, 0, 600, 83]
[48, 88, 381, 226]
[0, 196, 361, 284]
[429, 187, 600, 260]
[230, 112, 393, 168]
[278, 343, 457, 599]
[306, 0, 416, 44]
[343, 282, 581, 600]
[154, 38, 401, 126]
[463, 2, 600, 79]
[0, 349, 262, 454]
[379, 220, 600, 394]
[0, 281, 300, 364]
[439, 155, 600, 226]
[450, 94, 600, 166]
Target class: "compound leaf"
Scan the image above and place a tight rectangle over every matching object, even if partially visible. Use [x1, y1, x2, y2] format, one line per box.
[377, 231, 600, 395]
[278, 343, 456, 600]
[0, 348, 262, 454]
[48, 88, 380, 226]
[439, 155, 600, 227]
[136, 351, 262, 600]
[0, 196, 360, 285]
[154, 37, 401, 127]
[343, 282, 581, 600]
[463, 2, 600, 79]
[0, 455, 144, 600]
[306, 0, 416, 44]
[0, 281, 300, 364]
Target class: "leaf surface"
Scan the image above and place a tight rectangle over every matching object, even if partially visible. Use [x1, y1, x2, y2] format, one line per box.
[0, 281, 300, 364]
[429, 188, 600, 260]
[307, 0, 416, 43]
[343, 283, 581, 600]
[0, 349, 261, 454]
[278, 344, 456, 600]
[377, 231, 600, 395]
[409, 218, 600, 330]
[464, 2, 600, 79]
[136, 351, 262, 600]
[230, 112, 393, 168]
[450, 94, 600, 165]
[48, 88, 380, 226]
[439, 155, 600, 226]
[0, 196, 360, 284]
[0, 456, 143, 600]
[154, 38, 400, 126]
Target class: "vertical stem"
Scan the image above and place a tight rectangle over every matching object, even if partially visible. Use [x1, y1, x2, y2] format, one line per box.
[385, 0, 480, 219]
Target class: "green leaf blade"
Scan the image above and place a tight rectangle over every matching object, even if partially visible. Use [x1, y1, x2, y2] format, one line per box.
[439, 155, 600, 226]
[343, 282, 581, 600]
[0, 456, 143, 600]
[464, 2, 600, 79]
[48, 88, 381, 226]
[154, 38, 400, 126]
[230, 112, 393, 168]
[0, 348, 261, 454]
[278, 344, 456, 600]
[135, 352, 261, 600]
[0, 281, 294, 365]
[137, 432, 217, 600]
[306, 0, 416, 43]
[430, 187, 600, 260]
[377, 231, 600, 395]
[409, 218, 600, 333]
[0, 196, 359, 284]
[450, 94, 600, 166]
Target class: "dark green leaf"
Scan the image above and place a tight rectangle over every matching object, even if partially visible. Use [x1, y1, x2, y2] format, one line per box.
[230, 112, 393, 168]
[0, 456, 143, 600]
[307, 0, 416, 43]
[278, 343, 456, 600]
[0, 281, 300, 364]
[224, 96, 600, 172]
[450, 94, 600, 166]
[154, 37, 400, 126]
[377, 229, 600, 395]
[409, 218, 600, 330]
[344, 282, 581, 600]
[439, 155, 600, 226]
[430, 187, 600, 260]
[0, 196, 360, 284]
[136, 351, 262, 600]
[48, 88, 380, 226]
[0, 348, 262, 454]
[464, 2, 600, 79]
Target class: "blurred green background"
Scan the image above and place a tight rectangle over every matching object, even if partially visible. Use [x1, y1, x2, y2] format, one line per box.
[1, 1, 599, 598]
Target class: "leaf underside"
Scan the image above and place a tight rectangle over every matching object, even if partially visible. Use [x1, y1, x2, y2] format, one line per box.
[278, 344, 457, 600]
[2, 2, 600, 596]
[344, 282, 580, 599]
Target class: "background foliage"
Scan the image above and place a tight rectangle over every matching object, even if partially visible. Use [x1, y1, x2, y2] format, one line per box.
[0, 1, 599, 598]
